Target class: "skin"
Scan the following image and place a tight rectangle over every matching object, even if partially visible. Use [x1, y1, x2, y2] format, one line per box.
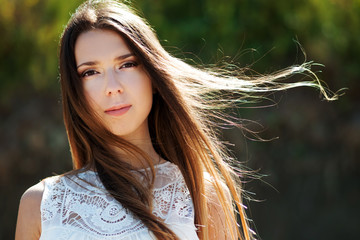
[15, 182, 43, 239]
[76, 29, 161, 168]
[15, 29, 163, 239]
[75, 29, 154, 142]
[206, 181, 237, 239]
[15, 28, 231, 240]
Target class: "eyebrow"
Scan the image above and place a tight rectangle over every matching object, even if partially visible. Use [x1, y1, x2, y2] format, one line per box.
[76, 53, 135, 69]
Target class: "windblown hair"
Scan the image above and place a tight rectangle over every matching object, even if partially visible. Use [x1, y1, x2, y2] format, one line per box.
[59, 0, 337, 239]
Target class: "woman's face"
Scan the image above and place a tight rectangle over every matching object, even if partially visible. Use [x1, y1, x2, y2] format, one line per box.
[75, 29, 153, 141]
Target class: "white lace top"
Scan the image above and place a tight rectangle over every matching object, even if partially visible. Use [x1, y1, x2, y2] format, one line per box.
[40, 161, 199, 240]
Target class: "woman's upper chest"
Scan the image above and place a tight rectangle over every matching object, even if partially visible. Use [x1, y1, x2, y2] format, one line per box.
[40, 162, 197, 240]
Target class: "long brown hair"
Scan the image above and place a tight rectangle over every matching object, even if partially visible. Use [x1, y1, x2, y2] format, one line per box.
[59, 0, 338, 239]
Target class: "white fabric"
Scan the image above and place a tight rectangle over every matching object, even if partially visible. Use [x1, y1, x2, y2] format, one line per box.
[40, 161, 199, 240]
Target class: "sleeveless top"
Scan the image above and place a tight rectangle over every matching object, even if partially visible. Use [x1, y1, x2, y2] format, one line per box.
[40, 161, 199, 240]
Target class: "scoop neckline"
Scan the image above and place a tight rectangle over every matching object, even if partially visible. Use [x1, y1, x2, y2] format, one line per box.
[133, 160, 171, 172]
[86, 161, 172, 174]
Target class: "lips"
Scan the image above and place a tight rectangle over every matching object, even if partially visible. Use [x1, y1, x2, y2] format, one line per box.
[104, 104, 132, 116]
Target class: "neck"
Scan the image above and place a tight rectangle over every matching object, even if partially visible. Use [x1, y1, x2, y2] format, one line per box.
[113, 131, 163, 170]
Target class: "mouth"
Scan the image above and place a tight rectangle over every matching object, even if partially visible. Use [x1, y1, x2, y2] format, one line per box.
[104, 104, 132, 116]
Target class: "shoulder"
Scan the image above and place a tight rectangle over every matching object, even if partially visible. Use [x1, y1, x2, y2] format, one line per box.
[204, 172, 231, 196]
[21, 181, 45, 205]
[203, 172, 236, 239]
[19, 181, 45, 218]
[15, 181, 45, 240]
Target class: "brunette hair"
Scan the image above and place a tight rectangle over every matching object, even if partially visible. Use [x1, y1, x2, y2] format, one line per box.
[59, 0, 338, 239]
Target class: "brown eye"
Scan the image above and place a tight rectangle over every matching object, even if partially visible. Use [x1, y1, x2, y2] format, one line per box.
[120, 61, 138, 69]
[81, 69, 99, 78]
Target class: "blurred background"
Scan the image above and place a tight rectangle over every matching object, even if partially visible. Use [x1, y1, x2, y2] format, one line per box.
[0, 0, 359, 239]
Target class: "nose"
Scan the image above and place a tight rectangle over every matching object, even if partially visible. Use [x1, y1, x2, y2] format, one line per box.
[105, 70, 123, 96]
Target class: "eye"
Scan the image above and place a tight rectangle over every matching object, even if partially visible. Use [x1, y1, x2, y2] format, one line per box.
[81, 69, 99, 78]
[120, 61, 138, 69]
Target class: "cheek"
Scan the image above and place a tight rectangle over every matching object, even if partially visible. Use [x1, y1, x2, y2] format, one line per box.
[130, 72, 153, 100]
[82, 82, 102, 110]
[132, 77, 153, 118]
[140, 78, 154, 104]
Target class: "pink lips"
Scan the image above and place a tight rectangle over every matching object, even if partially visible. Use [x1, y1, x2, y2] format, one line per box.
[104, 104, 132, 116]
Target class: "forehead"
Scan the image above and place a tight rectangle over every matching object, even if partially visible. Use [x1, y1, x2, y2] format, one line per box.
[75, 29, 131, 64]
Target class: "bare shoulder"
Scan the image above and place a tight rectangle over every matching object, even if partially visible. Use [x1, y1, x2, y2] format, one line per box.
[204, 172, 231, 200]
[15, 181, 45, 240]
[21, 181, 45, 203]
[204, 172, 236, 239]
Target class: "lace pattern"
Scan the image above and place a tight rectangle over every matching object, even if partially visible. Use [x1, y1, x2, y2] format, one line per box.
[40, 162, 198, 240]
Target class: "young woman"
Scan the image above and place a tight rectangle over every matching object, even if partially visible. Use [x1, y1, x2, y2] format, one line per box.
[15, 0, 337, 239]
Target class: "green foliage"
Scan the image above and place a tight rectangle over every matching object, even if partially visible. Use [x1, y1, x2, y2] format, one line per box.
[134, 0, 359, 95]
[0, 0, 82, 97]
[0, 0, 358, 97]
[1, 1, 359, 239]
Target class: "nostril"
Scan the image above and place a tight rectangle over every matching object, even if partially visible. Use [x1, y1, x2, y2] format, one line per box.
[107, 89, 122, 96]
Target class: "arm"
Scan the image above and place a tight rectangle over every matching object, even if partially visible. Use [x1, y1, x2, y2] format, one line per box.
[15, 181, 44, 240]
[206, 177, 238, 240]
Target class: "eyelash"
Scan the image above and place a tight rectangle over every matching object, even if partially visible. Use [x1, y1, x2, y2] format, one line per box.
[80, 61, 139, 78]
[121, 61, 138, 69]
[81, 70, 98, 78]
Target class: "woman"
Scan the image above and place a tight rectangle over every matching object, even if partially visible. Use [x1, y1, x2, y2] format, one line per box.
[15, 0, 337, 239]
